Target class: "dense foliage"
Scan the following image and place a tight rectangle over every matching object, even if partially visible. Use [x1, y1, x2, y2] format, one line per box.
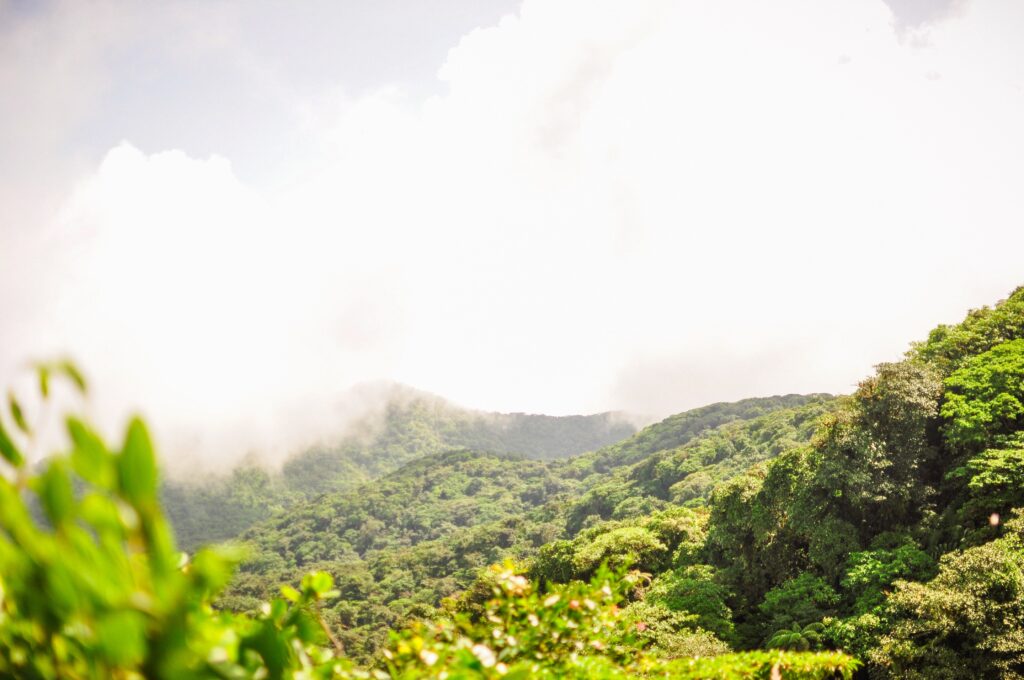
[228, 286, 1024, 677]
[698, 287, 1024, 675]
[163, 388, 635, 550]
[5, 285, 1024, 678]
[0, 365, 353, 678]
[225, 395, 830, 660]
[0, 367, 855, 678]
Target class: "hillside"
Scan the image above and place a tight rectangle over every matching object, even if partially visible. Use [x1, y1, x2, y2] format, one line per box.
[5, 288, 1023, 678]
[227, 286, 1024, 676]
[529, 287, 1024, 676]
[226, 394, 835, 659]
[162, 386, 635, 549]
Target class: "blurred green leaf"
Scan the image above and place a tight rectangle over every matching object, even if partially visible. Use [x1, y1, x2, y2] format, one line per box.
[241, 620, 291, 680]
[303, 571, 335, 599]
[117, 417, 158, 506]
[68, 416, 113, 488]
[58, 359, 87, 394]
[8, 391, 29, 435]
[79, 492, 124, 536]
[96, 611, 146, 667]
[37, 364, 51, 398]
[0, 416, 24, 467]
[36, 461, 75, 527]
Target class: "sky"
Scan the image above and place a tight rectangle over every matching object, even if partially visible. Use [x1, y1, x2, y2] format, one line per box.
[1, 0, 1023, 468]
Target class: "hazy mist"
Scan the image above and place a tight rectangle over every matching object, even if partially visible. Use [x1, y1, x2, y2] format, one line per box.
[2, 0, 1023, 470]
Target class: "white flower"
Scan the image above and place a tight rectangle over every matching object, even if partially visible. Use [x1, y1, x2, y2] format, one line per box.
[419, 650, 439, 666]
[472, 644, 497, 668]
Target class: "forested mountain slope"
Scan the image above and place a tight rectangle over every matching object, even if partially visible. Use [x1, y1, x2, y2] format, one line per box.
[0, 364, 856, 679]
[9, 288, 1022, 678]
[230, 286, 1024, 677]
[162, 386, 635, 549]
[569, 393, 831, 477]
[562, 396, 840, 533]
[227, 394, 836, 660]
[531, 286, 1024, 677]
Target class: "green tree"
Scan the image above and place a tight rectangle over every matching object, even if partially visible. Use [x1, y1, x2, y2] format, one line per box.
[948, 447, 1024, 529]
[646, 564, 735, 642]
[767, 623, 825, 651]
[873, 517, 1024, 679]
[840, 541, 936, 615]
[941, 339, 1024, 452]
[757, 573, 839, 645]
[385, 563, 858, 679]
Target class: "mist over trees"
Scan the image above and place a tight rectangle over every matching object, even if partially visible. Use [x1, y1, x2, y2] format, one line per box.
[2, 287, 1024, 678]
[161, 391, 636, 549]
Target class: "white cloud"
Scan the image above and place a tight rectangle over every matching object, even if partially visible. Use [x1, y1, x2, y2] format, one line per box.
[2, 0, 1023, 467]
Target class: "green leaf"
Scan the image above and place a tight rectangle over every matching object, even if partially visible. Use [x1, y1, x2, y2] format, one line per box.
[117, 417, 158, 506]
[302, 571, 335, 598]
[0, 416, 24, 467]
[96, 611, 147, 667]
[68, 416, 113, 487]
[58, 359, 88, 394]
[37, 364, 51, 398]
[241, 620, 291, 679]
[79, 493, 124, 537]
[8, 391, 29, 434]
[36, 461, 75, 526]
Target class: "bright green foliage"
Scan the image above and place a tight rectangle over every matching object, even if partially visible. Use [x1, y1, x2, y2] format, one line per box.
[646, 564, 735, 643]
[573, 526, 667, 574]
[7, 287, 1020, 678]
[820, 613, 884, 663]
[668, 650, 857, 679]
[619, 600, 730, 659]
[757, 574, 838, 644]
[911, 287, 1024, 375]
[532, 507, 706, 584]
[949, 447, 1024, 527]
[0, 366, 350, 679]
[690, 288, 1024, 675]
[382, 563, 646, 678]
[873, 518, 1024, 678]
[570, 395, 828, 477]
[222, 286, 1021, 677]
[0, 367, 859, 679]
[766, 623, 825, 651]
[0, 394, 25, 467]
[382, 564, 857, 679]
[229, 449, 584, 659]
[840, 541, 936, 614]
[227, 395, 831, 662]
[941, 339, 1024, 452]
[564, 397, 836, 532]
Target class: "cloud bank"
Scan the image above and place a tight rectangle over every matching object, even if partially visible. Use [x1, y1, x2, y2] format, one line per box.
[1, 0, 1023, 468]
